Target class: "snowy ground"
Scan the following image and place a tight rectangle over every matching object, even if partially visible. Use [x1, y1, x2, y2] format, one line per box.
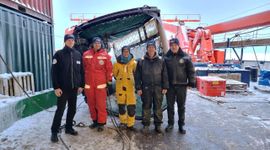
[0, 95, 138, 150]
[0, 84, 270, 150]
[0, 89, 53, 132]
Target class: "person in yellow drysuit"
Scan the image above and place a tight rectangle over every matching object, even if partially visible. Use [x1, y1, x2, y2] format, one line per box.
[113, 46, 137, 131]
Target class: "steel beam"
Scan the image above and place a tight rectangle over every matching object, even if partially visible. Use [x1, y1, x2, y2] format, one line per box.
[207, 10, 270, 34]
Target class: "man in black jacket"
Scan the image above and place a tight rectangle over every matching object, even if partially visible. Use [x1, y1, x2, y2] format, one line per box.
[164, 38, 196, 134]
[135, 41, 169, 134]
[50, 34, 84, 142]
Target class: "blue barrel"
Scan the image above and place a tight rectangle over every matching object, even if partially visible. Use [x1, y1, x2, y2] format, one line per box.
[245, 66, 251, 70]
[250, 67, 258, 82]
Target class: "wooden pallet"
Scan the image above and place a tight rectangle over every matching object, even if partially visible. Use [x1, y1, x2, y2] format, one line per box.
[226, 79, 247, 92]
[0, 72, 35, 96]
[208, 73, 241, 82]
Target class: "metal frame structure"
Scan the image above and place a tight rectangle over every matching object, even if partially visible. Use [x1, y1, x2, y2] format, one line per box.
[206, 10, 270, 65]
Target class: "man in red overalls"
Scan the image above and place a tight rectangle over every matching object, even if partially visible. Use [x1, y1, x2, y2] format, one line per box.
[83, 37, 113, 132]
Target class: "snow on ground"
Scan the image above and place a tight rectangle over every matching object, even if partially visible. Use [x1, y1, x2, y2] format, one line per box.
[0, 89, 53, 106]
[0, 94, 9, 99]
[0, 95, 138, 150]
[0, 96, 28, 133]
[0, 89, 54, 132]
[0, 85, 270, 150]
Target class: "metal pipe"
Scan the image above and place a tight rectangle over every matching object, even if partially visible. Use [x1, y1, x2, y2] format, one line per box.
[156, 19, 169, 53]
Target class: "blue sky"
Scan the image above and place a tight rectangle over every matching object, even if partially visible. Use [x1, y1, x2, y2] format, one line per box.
[52, 0, 270, 50]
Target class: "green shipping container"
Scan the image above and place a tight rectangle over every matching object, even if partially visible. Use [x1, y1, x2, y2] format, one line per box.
[0, 5, 54, 91]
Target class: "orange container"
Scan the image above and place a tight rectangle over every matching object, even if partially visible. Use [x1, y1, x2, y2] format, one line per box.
[214, 50, 225, 64]
[196, 76, 201, 90]
[197, 76, 226, 96]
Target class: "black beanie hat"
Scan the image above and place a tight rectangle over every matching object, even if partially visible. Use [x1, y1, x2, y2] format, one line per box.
[64, 34, 75, 42]
[121, 46, 130, 53]
[146, 41, 156, 49]
[169, 38, 179, 46]
[92, 37, 102, 44]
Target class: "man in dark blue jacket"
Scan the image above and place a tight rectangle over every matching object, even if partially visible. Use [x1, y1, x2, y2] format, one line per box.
[50, 34, 84, 142]
[164, 38, 196, 134]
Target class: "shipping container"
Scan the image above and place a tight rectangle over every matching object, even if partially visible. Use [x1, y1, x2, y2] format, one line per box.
[0, 0, 53, 23]
[0, 5, 54, 91]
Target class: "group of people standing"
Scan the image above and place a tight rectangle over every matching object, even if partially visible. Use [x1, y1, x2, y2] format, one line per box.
[50, 34, 195, 143]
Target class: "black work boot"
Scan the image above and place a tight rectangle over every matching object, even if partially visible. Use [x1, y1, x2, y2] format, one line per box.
[165, 124, 174, 132]
[65, 128, 78, 136]
[119, 123, 127, 130]
[179, 126, 186, 134]
[155, 126, 163, 134]
[141, 126, 150, 134]
[127, 126, 137, 132]
[51, 133, 58, 143]
[89, 120, 98, 129]
[84, 97, 88, 103]
[97, 125, 104, 132]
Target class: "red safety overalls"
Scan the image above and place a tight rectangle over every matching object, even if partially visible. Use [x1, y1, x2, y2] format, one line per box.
[83, 48, 113, 124]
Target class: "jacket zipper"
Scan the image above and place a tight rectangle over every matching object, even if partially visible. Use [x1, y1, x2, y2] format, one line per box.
[71, 51, 74, 89]
[151, 60, 154, 87]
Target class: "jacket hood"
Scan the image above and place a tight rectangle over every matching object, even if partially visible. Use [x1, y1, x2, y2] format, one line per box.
[166, 48, 185, 57]
[117, 54, 134, 64]
[63, 45, 75, 52]
[90, 48, 106, 54]
[144, 52, 159, 60]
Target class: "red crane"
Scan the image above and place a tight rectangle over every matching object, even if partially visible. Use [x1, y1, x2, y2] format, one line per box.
[163, 21, 221, 63]
[162, 10, 270, 63]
